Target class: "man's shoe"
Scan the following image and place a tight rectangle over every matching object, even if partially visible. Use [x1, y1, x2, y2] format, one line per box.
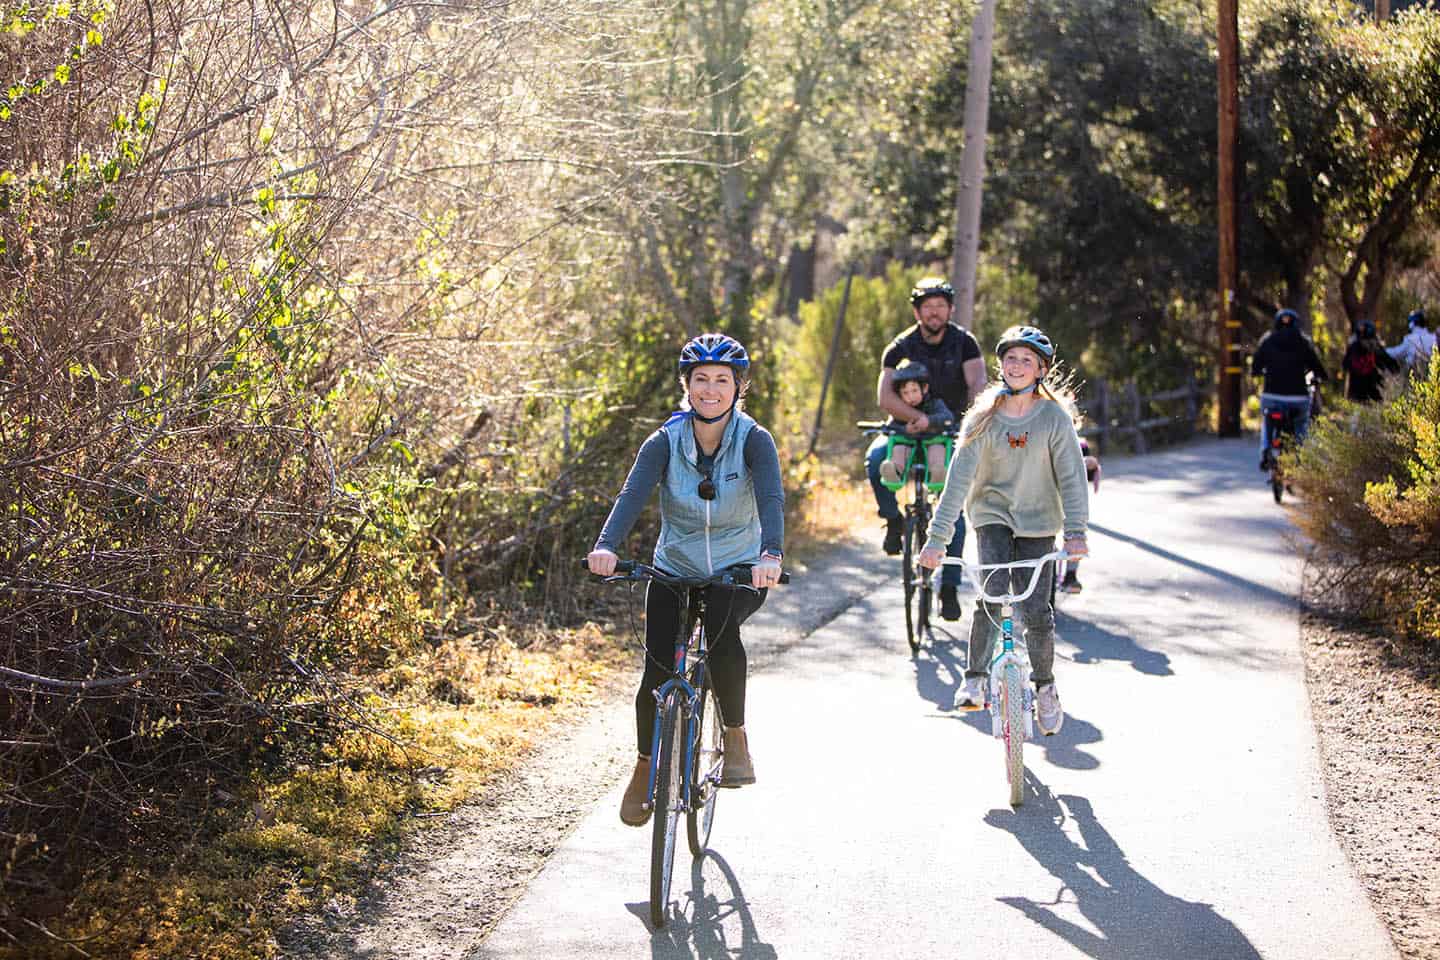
[721, 726, 755, 787]
[940, 584, 962, 621]
[879, 460, 901, 484]
[953, 675, 986, 711]
[619, 757, 651, 826]
[1036, 683, 1064, 736]
[1059, 571, 1082, 594]
[882, 517, 903, 556]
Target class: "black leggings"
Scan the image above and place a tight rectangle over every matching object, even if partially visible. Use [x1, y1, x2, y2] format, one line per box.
[635, 580, 766, 756]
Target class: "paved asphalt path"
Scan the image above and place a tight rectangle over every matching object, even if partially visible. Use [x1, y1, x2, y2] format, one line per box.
[476, 437, 1396, 960]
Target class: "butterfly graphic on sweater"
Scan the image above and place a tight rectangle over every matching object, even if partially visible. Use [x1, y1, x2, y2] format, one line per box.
[1005, 431, 1030, 449]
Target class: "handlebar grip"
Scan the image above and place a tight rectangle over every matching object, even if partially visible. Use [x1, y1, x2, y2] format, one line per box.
[778, 572, 791, 584]
[580, 557, 635, 574]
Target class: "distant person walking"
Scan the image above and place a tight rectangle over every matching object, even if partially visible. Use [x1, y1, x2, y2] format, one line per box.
[1386, 309, 1435, 378]
[1341, 319, 1400, 402]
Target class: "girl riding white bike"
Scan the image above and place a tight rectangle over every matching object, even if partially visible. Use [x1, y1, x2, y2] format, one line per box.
[918, 325, 1089, 735]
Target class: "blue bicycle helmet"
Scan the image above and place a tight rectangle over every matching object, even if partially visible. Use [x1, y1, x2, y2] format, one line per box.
[678, 333, 750, 377]
[1275, 308, 1300, 327]
[891, 358, 931, 385]
[995, 325, 1055, 362]
[909, 277, 955, 307]
[1356, 318, 1377, 339]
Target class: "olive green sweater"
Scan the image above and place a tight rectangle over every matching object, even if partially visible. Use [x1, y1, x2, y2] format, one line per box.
[924, 398, 1089, 551]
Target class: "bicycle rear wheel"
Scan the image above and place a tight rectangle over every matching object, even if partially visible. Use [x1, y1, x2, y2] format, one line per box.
[902, 513, 919, 653]
[649, 691, 683, 927]
[1001, 662, 1025, 806]
[686, 675, 722, 857]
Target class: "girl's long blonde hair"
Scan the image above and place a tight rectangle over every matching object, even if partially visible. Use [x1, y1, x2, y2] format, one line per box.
[961, 359, 1082, 445]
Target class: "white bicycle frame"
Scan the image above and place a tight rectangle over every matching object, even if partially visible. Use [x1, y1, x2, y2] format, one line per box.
[940, 549, 1071, 739]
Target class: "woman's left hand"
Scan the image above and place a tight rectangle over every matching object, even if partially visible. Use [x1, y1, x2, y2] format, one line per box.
[752, 555, 782, 589]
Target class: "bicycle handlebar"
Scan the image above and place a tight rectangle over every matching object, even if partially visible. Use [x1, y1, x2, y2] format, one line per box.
[939, 549, 1072, 605]
[856, 420, 961, 437]
[580, 557, 790, 587]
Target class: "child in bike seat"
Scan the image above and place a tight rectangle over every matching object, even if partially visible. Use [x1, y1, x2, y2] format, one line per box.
[878, 359, 956, 486]
[918, 325, 1089, 736]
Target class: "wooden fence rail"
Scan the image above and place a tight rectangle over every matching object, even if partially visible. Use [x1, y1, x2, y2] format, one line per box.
[1078, 376, 1214, 455]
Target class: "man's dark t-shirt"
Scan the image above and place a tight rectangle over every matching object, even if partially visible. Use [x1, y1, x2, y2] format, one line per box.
[881, 323, 983, 416]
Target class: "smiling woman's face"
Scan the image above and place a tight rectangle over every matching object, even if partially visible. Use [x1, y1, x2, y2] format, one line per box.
[687, 364, 738, 416]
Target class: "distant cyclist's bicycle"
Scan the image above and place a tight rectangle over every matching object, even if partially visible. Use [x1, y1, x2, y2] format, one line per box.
[943, 549, 1071, 806]
[859, 421, 957, 653]
[1260, 403, 1301, 504]
[583, 558, 789, 928]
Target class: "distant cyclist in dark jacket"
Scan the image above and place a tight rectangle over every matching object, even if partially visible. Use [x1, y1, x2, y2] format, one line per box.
[1251, 308, 1328, 469]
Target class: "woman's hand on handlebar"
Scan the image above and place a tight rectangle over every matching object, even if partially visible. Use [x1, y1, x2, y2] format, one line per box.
[752, 553, 782, 589]
[1063, 536, 1089, 559]
[586, 548, 619, 577]
[918, 545, 945, 570]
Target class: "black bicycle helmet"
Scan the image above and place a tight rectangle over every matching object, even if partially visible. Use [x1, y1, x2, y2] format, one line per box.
[1408, 308, 1428, 329]
[678, 333, 750, 377]
[891, 358, 931, 385]
[909, 276, 955, 307]
[995, 325, 1055, 362]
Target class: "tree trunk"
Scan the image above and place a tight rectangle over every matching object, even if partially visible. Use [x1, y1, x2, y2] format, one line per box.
[949, 0, 997, 332]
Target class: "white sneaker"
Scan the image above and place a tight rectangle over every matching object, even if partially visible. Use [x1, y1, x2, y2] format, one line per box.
[953, 675, 986, 711]
[1036, 683, 1063, 736]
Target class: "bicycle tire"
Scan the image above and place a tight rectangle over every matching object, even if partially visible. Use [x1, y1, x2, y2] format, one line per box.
[649, 691, 683, 927]
[902, 513, 919, 653]
[916, 500, 932, 639]
[1272, 471, 1283, 504]
[1002, 662, 1025, 806]
[686, 675, 722, 857]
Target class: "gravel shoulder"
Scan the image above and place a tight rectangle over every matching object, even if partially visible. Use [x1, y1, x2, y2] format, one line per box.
[279, 524, 1439, 960]
[1300, 597, 1440, 960]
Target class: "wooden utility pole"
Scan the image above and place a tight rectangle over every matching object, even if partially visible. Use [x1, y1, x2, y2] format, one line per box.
[949, 0, 998, 331]
[1217, 0, 1242, 436]
[1376, 0, 1391, 21]
[808, 267, 855, 456]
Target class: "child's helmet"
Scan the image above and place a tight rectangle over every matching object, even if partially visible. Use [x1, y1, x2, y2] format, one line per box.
[995, 325, 1055, 362]
[678, 333, 750, 376]
[891, 358, 931, 385]
[909, 277, 955, 306]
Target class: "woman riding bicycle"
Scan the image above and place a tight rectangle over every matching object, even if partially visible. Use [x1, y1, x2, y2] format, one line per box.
[587, 333, 785, 826]
[918, 325, 1089, 735]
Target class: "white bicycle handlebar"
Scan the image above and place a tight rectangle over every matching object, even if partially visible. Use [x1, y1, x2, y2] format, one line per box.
[939, 549, 1073, 605]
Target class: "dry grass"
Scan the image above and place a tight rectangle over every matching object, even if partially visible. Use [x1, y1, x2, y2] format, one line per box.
[3, 619, 629, 960]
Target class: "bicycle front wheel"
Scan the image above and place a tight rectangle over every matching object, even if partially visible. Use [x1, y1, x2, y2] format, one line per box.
[902, 514, 919, 653]
[1001, 662, 1026, 806]
[686, 675, 722, 857]
[649, 690, 683, 927]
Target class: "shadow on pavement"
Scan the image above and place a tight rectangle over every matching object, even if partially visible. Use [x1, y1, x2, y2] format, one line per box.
[985, 780, 1261, 959]
[628, 850, 777, 959]
[1057, 610, 1173, 677]
[1089, 522, 1292, 608]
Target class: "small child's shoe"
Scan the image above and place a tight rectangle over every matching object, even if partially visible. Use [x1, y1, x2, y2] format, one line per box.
[879, 460, 901, 484]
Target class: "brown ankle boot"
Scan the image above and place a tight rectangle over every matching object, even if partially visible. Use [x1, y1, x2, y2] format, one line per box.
[720, 726, 755, 787]
[619, 757, 651, 826]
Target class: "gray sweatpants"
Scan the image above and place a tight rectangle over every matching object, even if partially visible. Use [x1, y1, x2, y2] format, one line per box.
[965, 524, 1058, 687]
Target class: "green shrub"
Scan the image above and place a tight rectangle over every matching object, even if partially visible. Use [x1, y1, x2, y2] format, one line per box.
[1289, 364, 1440, 652]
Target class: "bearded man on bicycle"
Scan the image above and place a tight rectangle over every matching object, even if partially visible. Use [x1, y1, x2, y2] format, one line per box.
[1251, 307, 1329, 470]
[866, 277, 987, 620]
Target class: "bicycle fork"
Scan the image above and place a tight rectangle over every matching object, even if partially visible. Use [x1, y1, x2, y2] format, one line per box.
[987, 603, 1035, 740]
